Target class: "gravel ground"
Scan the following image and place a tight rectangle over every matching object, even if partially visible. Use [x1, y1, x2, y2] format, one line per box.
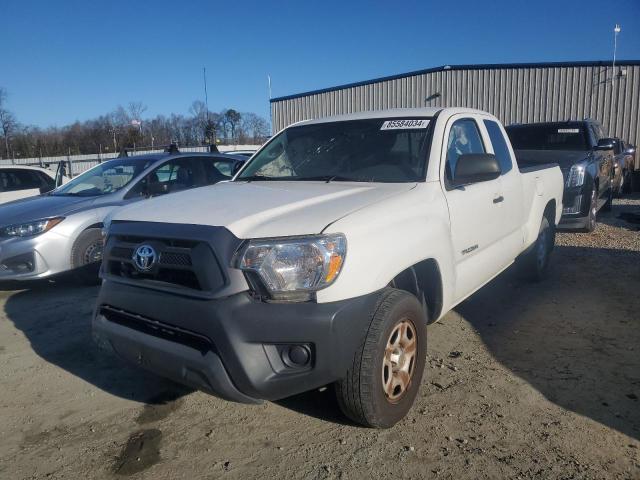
[0, 195, 638, 480]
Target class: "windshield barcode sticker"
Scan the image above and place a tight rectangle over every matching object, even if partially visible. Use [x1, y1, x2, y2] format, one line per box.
[381, 119, 430, 130]
[558, 128, 580, 133]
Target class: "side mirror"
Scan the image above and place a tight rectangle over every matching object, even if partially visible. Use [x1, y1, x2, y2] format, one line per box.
[595, 138, 615, 150]
[452, 154, 501, 187]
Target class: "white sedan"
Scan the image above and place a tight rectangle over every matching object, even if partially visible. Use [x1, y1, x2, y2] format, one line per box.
[0, 165, 69, 205]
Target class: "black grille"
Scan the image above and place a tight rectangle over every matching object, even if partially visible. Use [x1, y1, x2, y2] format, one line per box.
[160, 252, 192, 266]
[108, 261, 201, 289]
[100, 305, 214, 354]
[104, 235, 222, 292]
[111, 246, 134, 260]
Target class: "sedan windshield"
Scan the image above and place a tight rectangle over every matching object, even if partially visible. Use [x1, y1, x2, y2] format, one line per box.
[52, 158, 153, 196]
[236, 118, 432, 183]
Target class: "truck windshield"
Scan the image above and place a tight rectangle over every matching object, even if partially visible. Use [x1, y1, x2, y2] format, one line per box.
[506, 124, 589, 151]
[52, 158, 152, 196]
[236, 118, 432, 183]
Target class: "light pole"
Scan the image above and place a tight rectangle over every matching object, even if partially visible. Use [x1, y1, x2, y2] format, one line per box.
[613, 24, 621, 84]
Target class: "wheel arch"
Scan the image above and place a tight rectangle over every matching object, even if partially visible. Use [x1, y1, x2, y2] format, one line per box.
[389, 258, 443, 324]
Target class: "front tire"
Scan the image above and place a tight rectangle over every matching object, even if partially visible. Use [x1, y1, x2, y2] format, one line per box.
[580, 186, 598, 233]
[622, 170, 632, 194]
[602, 187, 613, 212]
[70, 228, 104, 285]
[335, 288, 427, 428]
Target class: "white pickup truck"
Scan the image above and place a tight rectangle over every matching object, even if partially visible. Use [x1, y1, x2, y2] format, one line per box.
[93, 107, 563, 428]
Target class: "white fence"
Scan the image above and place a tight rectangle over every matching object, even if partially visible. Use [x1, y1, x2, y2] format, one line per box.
[0, 145, 261, 176]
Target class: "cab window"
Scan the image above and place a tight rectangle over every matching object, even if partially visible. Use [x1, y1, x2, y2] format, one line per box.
[446, 119, 486, 182]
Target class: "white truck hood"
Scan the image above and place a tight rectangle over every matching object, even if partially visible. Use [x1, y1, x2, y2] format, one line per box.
[112, 181, 416, 239]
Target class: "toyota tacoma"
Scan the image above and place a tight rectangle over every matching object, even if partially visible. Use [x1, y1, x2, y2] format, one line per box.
[93, 107, 563, 428]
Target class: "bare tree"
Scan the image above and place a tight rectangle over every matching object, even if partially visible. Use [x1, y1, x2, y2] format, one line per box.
[0, 87, 18, 158]
[241, 112, 270, 143]
[127, 101, 147, 122]
[223, 109, 242, 143]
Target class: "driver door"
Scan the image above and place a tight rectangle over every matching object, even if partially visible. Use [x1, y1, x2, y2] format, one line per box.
[441, 116, 507, 302]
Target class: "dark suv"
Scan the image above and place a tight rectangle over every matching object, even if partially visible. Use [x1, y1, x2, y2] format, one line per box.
[506, 119, 614, 232]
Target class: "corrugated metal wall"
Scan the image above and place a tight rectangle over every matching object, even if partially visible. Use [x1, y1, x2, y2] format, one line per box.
[271, 63, 640, 147]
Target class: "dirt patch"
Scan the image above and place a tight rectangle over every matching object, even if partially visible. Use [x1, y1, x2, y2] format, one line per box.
[112, 429, 162, 476]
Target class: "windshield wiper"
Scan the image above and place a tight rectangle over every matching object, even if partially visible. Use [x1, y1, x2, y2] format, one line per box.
[294, 175, 364, 183]
[238, 174, 276, 183]
[52, 191, 96, 197]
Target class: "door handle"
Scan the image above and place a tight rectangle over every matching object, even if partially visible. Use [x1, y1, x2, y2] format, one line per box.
[493, 195, 504, 204]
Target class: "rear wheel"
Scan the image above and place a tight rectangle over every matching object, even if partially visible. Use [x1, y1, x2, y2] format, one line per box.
[520, 215, 554, 281]
[335, 288, 427, 428]
[71, 228, 104, 285]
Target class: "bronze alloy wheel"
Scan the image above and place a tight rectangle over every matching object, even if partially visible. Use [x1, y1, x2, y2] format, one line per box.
[382, 318, 417, 403]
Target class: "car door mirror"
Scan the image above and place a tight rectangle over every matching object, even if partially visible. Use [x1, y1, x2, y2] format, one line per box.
[595, 138, 615, 150]
[452, 153, 501, 187]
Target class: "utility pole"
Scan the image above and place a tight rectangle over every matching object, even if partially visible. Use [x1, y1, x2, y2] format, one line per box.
[203, 67, 209, 119]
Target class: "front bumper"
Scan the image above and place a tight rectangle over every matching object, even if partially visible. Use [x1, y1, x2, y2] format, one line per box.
[0, 231, 71, 280]
[558, 185, 590, 230]
[92, 279, 382, 403]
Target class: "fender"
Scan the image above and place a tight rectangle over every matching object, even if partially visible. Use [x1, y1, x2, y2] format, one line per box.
[319, 183, 456, 316]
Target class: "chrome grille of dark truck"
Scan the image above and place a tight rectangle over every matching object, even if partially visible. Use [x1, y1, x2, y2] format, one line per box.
[104, 234, 224, 293]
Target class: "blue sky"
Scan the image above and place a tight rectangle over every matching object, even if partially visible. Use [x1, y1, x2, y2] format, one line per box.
[1, 0, 639, 128]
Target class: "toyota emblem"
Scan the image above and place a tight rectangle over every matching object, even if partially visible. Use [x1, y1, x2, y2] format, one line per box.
[132, 244, 157, 272]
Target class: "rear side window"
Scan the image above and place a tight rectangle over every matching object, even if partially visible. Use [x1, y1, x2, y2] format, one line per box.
[0, 169, 43, 191]
[506, 124, 589, 151]
[37, 172, 56, 191]
[483, 120, 513, 174]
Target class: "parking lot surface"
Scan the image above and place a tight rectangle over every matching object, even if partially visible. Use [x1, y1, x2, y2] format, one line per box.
[1, 196, 639, 480]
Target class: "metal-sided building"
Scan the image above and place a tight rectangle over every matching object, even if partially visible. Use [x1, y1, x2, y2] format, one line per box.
[270, 60, 640, 146]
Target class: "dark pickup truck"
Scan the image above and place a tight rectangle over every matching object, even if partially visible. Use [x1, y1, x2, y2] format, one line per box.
[506, 120, 615, 232]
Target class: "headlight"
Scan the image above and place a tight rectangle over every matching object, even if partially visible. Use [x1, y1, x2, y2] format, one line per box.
[566, 164, 585, 188]
[237, 233, 347, 301]
[1, 217, 64, 237]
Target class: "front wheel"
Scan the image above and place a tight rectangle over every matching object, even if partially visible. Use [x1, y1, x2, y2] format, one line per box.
[602, 187, 613, 212]
[580, 186, 598, 233]
[335, 288, 427, 428]
[70, 228, 104, 285]
[622, 170, 632, 194]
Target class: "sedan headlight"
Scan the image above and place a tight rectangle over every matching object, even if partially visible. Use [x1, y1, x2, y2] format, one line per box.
[566, 164, 585, 188]
[237, 233, 347, 301]
[1, 217, 64, 237]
